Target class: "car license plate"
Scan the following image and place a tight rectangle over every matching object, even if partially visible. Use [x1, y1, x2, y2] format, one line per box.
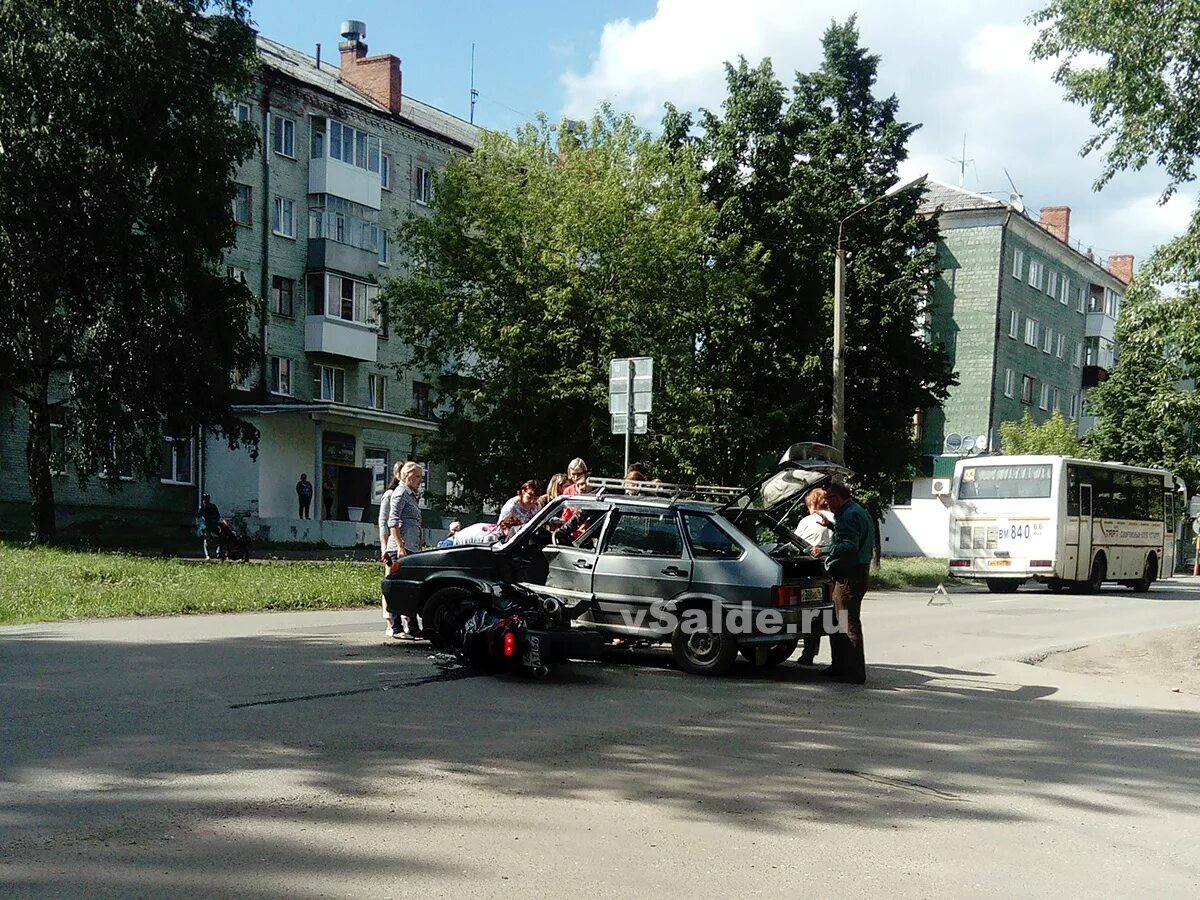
[801, 587, 825, 602]
[986, 559, 1011, 567]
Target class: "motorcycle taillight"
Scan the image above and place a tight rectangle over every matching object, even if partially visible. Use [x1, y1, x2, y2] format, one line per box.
[503, 631, 516, 658]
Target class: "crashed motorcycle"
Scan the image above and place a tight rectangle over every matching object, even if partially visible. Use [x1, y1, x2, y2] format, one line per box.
[427, 582, 605, 678]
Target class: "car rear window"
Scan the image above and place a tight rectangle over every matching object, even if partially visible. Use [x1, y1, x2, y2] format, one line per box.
[683, 513, 744, 559]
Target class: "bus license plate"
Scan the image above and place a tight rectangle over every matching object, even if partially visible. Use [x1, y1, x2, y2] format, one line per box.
[986, 559, 1011, 567]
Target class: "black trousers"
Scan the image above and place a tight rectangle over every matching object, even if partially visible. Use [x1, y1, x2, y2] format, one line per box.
[298, 497, 311, 519]
[829, 565, 869, 681]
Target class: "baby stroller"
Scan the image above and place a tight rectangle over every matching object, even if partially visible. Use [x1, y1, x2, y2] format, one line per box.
[217, 519, 251, 562]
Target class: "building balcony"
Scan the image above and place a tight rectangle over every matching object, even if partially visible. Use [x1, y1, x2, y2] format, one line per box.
[304, 315, 377, 362]
[308, 157, 381, 210]
[1085, 311, 1116, 341]
[307, 238, 378, 275]
[1081, 365, 1110, 389]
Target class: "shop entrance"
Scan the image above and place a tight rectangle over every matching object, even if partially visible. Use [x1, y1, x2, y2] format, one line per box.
[321, 431, 372, 521]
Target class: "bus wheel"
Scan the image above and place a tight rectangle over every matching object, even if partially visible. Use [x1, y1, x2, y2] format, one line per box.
[1131, 553, 1156, 593]
[986, 578, 1021, 593]
[1086, 553, 1107, 593]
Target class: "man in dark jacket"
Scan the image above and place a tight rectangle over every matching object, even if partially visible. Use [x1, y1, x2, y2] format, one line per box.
[809, 481, 874, 683]
[197, 493, 221, 561]
[296, 473, 313, 519]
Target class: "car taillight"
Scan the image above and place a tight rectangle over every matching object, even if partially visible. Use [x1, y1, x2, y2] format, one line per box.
[503, 631, 516, 658]
[949, 559, 971, 568]
[774, 585, 802, 607]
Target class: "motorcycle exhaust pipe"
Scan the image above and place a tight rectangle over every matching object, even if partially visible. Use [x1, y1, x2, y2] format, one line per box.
[541, 597, 563, 614]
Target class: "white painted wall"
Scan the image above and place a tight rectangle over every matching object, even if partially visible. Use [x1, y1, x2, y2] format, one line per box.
[258, 415, 316, 518]
[203, 420, 261, 517]
[881, 478, 952, 557]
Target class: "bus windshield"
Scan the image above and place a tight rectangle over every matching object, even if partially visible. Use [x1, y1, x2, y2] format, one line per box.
[958, 464, 1052, 500]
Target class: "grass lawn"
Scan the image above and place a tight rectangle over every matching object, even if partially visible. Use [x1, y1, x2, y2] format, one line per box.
[873, 556, 950, 590]
[0, 543, 381, 626]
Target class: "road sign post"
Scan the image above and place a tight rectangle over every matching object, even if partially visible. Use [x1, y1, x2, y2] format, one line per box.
[610, 357, 653, 474]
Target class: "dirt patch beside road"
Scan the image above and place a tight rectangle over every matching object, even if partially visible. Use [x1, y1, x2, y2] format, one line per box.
[1033, 623, 1200, 695]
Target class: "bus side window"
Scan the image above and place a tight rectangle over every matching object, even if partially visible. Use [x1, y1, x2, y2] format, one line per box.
[1149, 482, 1164, 521]
[1080, 485, 1092, 517]
[1092, 470, 1112, 517]
[1067, 466, 1080, 516]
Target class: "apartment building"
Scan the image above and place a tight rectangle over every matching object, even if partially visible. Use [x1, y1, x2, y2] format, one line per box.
[881, 181, 1130, 556]
[0, 23, 478, 545]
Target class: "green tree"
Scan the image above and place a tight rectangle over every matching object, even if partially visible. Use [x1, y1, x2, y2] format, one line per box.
[662, 20, 955, 511]
[1084, 279, 1200, 487]
[1000, 411, 1090, 456]
[0, 0, 261, 543]
[382, 112, 739, 503]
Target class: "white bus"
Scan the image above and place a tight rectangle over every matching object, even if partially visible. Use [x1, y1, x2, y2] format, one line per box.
[948, 455, 1183, 593]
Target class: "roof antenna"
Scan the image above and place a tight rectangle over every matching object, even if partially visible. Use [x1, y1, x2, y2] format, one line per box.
[1003, 168, 1025, 214]
[469, 42, 479, 124]
[948, 133, 975, 187]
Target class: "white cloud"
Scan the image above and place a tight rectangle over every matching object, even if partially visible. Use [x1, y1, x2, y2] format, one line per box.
[561, 0, 1196, 269]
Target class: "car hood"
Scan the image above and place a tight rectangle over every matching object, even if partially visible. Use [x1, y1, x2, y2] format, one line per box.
[720, 442, 854, 519]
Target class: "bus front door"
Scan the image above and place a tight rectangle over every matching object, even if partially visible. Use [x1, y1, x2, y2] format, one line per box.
[1076, 484, 1093, 581]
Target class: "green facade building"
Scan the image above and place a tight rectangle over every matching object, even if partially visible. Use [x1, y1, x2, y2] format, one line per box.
[0, 23, 478, 545]
[881, 181, 1130, 556]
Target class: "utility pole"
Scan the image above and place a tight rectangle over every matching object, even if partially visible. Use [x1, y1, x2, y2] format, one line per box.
[469, 43, 478, 125]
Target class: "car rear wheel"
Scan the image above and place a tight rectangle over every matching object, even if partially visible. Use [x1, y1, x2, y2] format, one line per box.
[985, 578, 1021, 593]
[739, 638, 800, 668]
[671, 620, 738, 676]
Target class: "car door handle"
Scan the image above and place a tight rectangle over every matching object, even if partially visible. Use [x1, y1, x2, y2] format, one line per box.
[661, 566, 688, 577]
[573, 559, 593, 570]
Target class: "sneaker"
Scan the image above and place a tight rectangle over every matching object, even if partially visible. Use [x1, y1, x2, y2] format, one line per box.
[394, 632, 421, 642]
[384, 626, 396, 638]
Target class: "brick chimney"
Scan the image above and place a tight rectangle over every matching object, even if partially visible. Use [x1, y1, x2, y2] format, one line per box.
[1107, 254, 1134, 285]
[1039, 206, 1071, 243]
[337, 21, 402, 116]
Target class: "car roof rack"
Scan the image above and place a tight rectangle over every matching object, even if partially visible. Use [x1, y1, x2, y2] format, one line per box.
[585, 477, 744, 503]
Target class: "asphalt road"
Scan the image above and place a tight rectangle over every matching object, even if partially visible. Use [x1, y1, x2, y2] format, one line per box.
[3, 579, 1200, 898]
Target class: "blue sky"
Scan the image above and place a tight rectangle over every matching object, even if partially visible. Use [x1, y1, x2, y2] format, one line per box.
[248, 0, 1194, 269]
[248, 0, 655, 132]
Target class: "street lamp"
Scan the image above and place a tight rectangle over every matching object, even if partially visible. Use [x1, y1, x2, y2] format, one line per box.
[832, 173, 929, 456]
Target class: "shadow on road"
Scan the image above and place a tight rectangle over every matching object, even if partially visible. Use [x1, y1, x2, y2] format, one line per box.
[3, 627, 1199, 895]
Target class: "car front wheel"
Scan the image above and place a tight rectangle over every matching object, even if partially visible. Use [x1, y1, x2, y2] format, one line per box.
[671, 619, 739, 676]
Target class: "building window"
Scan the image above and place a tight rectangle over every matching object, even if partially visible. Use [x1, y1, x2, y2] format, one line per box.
[271, 357, 293, 395]
[1012, 248, 1025, 279]
[233, 184, 252, 226]
[892, 481, 914, 507]
[1048, 270, 1059, 298]
[414, 165, 433, 204]
[1004, 368, 1014, 398]
[1043, 326, 1053, 354]
[368, 374, 386, 410]
[1053, 387, 1061, 412]
[1074, 342, 1083, 367]
[1028, 259, 1044, 290]
[1024, 318, 1038, 346]
[1021, 375, 1034, 405]
[1057, 334, 1066, 359]
[1061, 277, 1071, 305]
[378, 233, 390, 266]
[226, 266, 247, 286]
[271, 115, 295, 158]
[311, 124, 324, 159]
[381, 154, 391, 190]
[1009, 310, 1019, 339]
[1104, 287, 1120, 317]
[307, 272, 380, 326]
[161, 425, 195, 485]
[413, 380, 432, 417]
[1039, 383, 1050, 410]
[1070, 393, 1079, 419]
[271, 275, 294, 317]
[232, 100, 252, 124]
[328, 120, 381, 173]
[313, 365, 345, 403]
[272, 197, 295, 238]
[232, 368, 253, 392]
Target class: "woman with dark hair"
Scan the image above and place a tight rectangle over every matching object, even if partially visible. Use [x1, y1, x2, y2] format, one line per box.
[498, 479, 540, 527]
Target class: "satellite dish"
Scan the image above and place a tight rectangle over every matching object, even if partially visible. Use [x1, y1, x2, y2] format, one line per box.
[962, 435, 976, 452]
[945, 433, 963, 453]
[977, 434, 989, 451]
[1004, 168, 1025, 214]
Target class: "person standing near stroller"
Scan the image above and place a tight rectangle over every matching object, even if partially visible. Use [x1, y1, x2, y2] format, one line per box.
[197, 493, 221, 561]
